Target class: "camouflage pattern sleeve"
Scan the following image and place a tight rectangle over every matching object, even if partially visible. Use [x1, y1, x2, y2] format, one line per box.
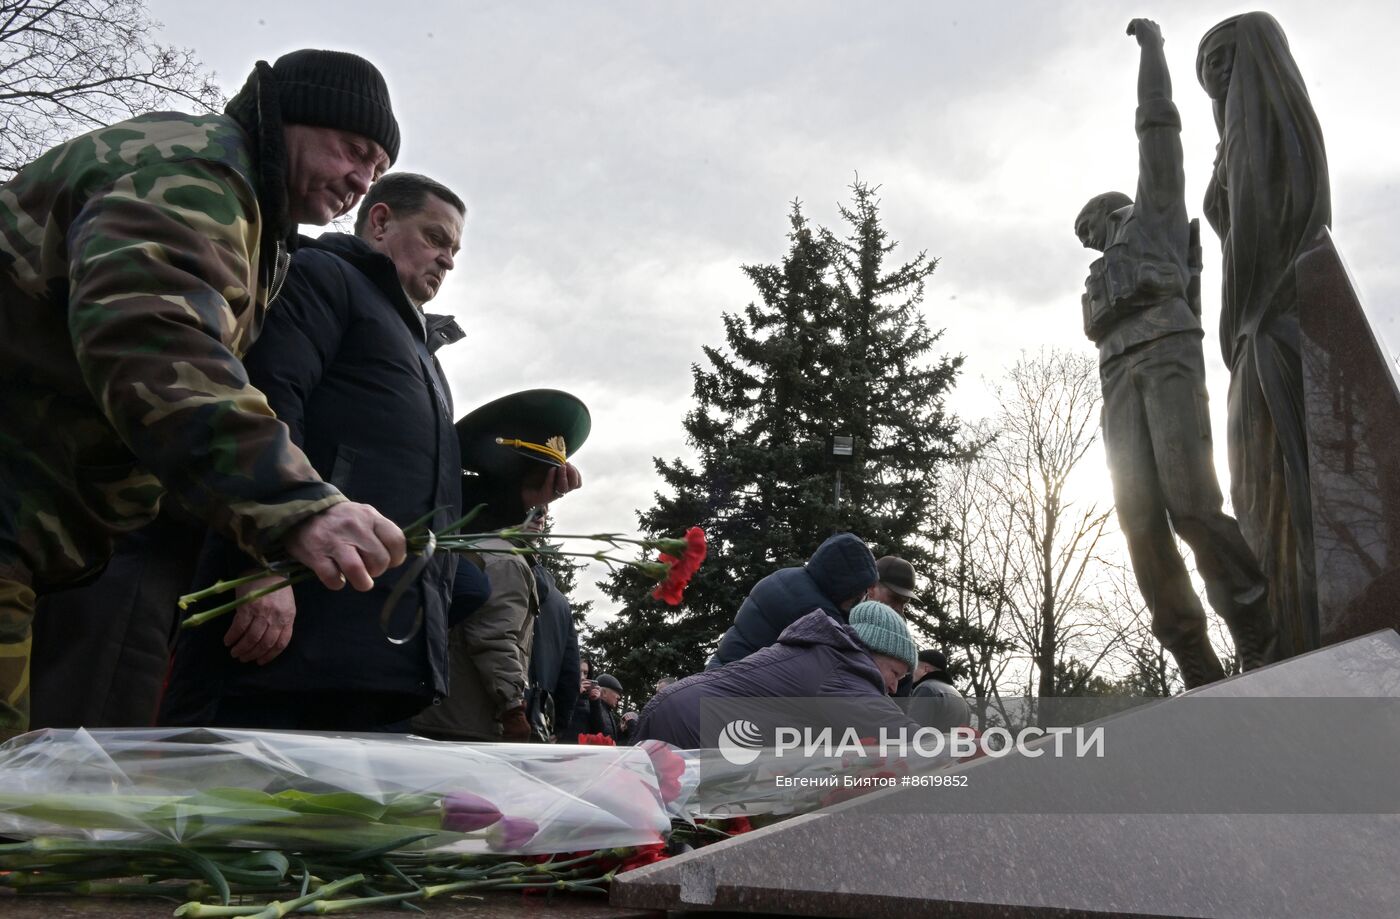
[64, 159, 344, 561]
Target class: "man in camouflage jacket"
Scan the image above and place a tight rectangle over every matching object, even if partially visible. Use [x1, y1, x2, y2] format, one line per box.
[0, 50, 409, 738]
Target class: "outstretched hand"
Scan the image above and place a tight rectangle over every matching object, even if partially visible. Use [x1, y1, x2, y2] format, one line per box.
[1127, 18, 1162, 46]
[284, 501, 407, 591]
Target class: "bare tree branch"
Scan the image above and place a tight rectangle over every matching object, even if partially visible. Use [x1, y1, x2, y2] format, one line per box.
[0, 0, 224, 177]
[982, 348, 1125, 698]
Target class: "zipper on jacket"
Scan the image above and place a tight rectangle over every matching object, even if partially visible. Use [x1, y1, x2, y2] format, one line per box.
[266, 240, 291, 305]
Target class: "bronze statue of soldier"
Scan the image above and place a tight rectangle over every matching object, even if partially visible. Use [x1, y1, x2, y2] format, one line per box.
[1075, 18, 1275, 688]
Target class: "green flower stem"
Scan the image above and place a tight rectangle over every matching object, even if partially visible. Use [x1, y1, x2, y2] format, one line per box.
[178, 564, 295, 609]
[174, 874, 364, 919]
[304, 891, 432, 914]
[177, 516, 697, 622]
[433, 542, 628, 562]
[375, 857, 419, 890]
[178, 572, 311, 629]
[509, 851, 600, 872]
[248, 874, 366, 919]
[173, 904, 273, 918]
[0, 839, 232, 904]
[177, 570, 266, 609]
[71, 880, 194, 896]
[299, 876, 503, 914]
[179, 549, 665, 626]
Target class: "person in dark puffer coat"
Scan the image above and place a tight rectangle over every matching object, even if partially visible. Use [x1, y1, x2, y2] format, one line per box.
[638, 604, 919, 749]
[528, 563, 582, 741]
[708, 533, 878, 669]
[161, 174, 470, 732]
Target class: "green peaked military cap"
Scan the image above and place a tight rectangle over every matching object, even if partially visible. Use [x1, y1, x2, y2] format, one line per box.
[455, 389, 591, 480]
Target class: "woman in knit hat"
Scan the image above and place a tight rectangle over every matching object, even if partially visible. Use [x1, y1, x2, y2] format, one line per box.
[635, 602, 921, 750]
[846, 600, 919, 694]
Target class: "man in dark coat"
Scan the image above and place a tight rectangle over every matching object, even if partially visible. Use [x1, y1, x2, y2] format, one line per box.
[528, 561, 582, 741]
[870, 555, 919, 698]
[909, 649, 972, 731]
[162, 173, 472, 730]
[638, 601, 920, 749]
[708, 532, 878, 669]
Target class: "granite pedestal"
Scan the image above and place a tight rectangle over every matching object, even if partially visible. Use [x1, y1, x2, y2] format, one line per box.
[613, 631, 1400, 918]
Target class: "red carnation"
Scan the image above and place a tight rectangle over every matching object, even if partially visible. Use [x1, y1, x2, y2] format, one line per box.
[640, 739, 686, 803]
[619, 842, 669, 872]
[721, 815, 753, 835]
[577, 732, 616, 746]
[651, 527, 707, 605]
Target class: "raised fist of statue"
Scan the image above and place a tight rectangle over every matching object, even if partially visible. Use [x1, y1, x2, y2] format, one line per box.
[1127, 18, 1162, 46]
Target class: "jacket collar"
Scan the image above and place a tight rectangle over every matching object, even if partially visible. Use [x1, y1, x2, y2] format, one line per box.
[425, 313, 465, 355]
[306, 232, 427, 338]
[912, 672, 953, 690]
[225, 71, 293, 294]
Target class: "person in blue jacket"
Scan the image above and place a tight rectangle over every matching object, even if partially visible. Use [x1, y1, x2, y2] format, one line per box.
[708, 532, 878, 669]
[638, 601, 920, 749]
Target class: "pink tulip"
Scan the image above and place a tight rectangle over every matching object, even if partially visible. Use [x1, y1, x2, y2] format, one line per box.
[488, 816, 539, 851]
[441, 791, 502, 832]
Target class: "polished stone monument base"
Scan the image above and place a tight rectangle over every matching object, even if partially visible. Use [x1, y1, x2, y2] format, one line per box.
[613, 631, 1400, 918]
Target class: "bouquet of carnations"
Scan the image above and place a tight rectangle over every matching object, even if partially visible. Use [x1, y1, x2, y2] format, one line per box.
[177, 517, 708, 631]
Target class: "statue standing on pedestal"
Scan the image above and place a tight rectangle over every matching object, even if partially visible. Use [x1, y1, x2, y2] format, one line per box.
[1075, 19, 1275, 688]
[1198, 13, 1328, 658]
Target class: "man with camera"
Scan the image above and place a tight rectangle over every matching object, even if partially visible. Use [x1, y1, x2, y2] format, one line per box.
[581, 673, 623, 742]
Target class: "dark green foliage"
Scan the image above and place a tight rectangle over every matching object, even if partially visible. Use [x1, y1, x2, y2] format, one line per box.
[1054, 655, 1173, 698]
[592, 180, 972, 690]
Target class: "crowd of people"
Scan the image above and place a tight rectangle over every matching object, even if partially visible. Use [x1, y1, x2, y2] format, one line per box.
[0, 47, 969, 747]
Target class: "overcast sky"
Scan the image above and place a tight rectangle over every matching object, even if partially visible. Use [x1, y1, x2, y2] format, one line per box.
[149, 0, 1400, 627]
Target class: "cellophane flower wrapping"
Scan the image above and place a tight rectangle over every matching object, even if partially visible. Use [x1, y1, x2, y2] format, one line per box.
[0, 728, 685, 855]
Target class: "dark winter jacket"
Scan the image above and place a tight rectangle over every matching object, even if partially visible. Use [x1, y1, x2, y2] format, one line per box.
[568, 694, 593, 742]
[709, 533, 878, 668]
[163, 232, 465, 727]
[639, 610, 919, 749]
[909, 674, 972, 731]
[529, 565, 582, 739]
[566, 683, 620, 742]
[584, 697, 620, 742]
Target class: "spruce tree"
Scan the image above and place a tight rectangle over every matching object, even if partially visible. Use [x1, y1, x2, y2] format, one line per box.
[592, 180, 967, 691]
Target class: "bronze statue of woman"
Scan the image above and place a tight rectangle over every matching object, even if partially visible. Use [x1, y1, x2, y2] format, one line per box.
[1197, 13, 1328, 657]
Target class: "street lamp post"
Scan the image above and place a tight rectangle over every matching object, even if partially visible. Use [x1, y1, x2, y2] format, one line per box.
[825, 434, 857, 513]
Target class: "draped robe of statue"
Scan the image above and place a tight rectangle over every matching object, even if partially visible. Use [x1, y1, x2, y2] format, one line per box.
[1198, 12, 1329, 657]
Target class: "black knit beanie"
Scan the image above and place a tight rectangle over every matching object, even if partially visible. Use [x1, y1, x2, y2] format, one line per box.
[226, 49, 400, 164]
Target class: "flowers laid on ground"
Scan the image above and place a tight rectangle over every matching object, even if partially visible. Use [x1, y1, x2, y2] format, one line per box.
[177, 514, 708, 629]
[0, 712, 975, 914]
[0, 727, 686, 914]
[0, 837, 629, 913]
